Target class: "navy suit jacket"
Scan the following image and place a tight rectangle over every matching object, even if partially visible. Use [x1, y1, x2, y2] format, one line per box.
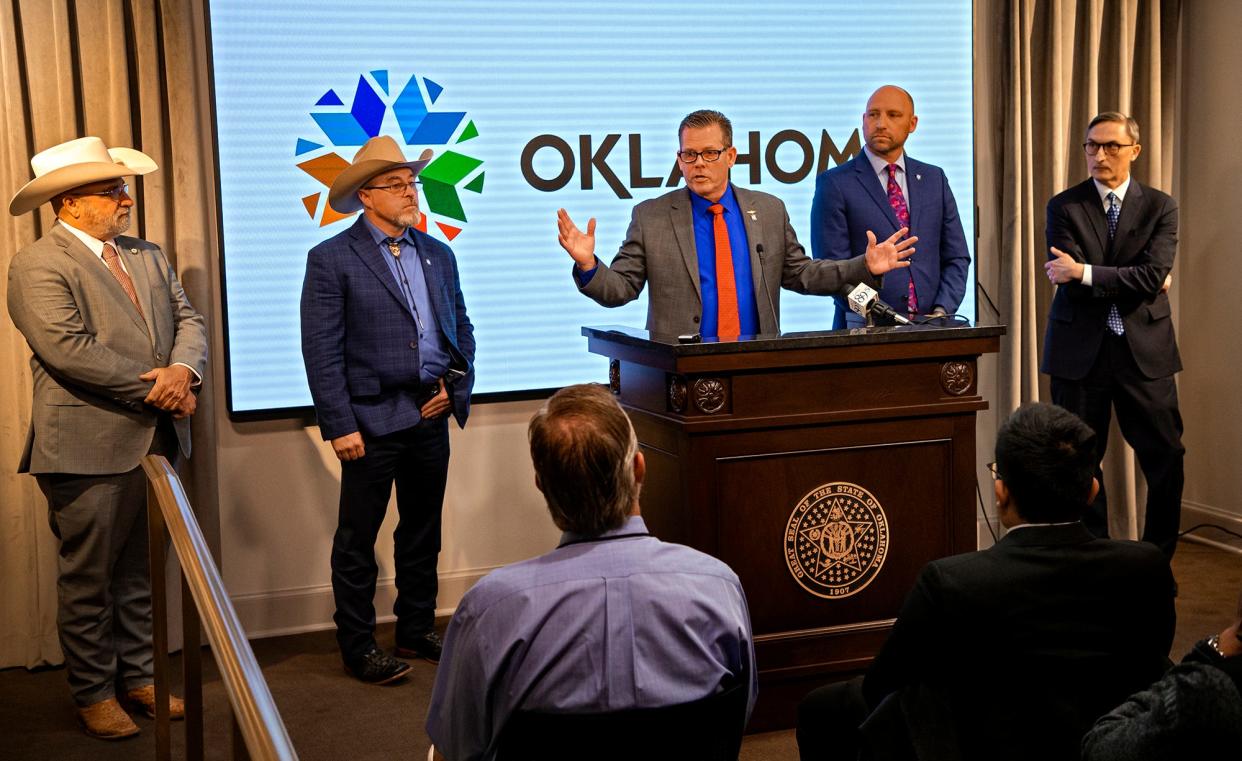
[1041, 178, 1180, 380]
[811, 152, 970, 327]
[301, 216, 475, 441]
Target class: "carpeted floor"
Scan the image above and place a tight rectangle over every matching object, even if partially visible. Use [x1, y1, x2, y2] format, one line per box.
[2, 538, 1238, 761]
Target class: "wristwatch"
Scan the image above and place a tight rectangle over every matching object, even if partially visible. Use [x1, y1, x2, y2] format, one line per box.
[1206, 634, 1227, 658]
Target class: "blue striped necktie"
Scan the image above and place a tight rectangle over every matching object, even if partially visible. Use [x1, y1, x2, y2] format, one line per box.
[1105, 192, 1124, 335]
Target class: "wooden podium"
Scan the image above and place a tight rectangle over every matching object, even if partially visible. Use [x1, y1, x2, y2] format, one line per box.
[583, 322, 1004, 731]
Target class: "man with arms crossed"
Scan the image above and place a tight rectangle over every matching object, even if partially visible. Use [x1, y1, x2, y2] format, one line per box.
[7, 136, 207, 739]
[427, 384, 755, 761]
[558, 109, 916, 338]
[301, 135, 475, 684]
[811, 85, 971, 327]
[1042, 111, 1183, 558]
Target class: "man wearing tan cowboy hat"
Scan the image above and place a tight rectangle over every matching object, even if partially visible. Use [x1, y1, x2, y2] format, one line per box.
[301, 135, 475, 684]
[6, 136, 207, 739]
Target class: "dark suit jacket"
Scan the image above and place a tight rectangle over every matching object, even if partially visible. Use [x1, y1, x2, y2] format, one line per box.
[1041, 178, 1180, 380]
[578, 185, 876, 337]
[863, 522, 1175, 761]
[811, 152, 970, 326]
[300, 216, 475, 441]
[7, 224, 207, 474]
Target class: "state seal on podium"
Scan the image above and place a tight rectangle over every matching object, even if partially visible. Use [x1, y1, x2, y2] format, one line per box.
[784, 482, 890, 599]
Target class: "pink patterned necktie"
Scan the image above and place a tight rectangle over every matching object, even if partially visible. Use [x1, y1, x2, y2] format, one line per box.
[885, 163, 918, 315]
[101, 242, 145, 321]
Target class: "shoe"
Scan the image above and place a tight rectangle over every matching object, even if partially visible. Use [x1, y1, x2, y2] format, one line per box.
[345, 647, 413, 685]
[124, 684, 186, 720]
[77, 697, 140, 740]
[395, 631, 443, 664]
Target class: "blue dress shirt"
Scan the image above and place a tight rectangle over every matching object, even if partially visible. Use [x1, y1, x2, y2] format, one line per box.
[426, 514, 757, 761]
[362, 216, 451, 386]
[573, 185, 760, 337]
[690, 185, 760, 337]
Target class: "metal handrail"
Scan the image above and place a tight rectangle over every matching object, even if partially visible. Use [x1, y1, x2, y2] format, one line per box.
[143, 454, 298, 761]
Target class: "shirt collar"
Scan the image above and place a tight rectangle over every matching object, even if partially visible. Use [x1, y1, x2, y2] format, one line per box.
[361, 214, 414, 247]
[1093, 175, 1131, 204]
[689, 183, 740, 217]
[1005, 520, 1081, 532]
[863, 145, 906, 177]
[58, 220, 115, 258]
[559, 514, 648, 546]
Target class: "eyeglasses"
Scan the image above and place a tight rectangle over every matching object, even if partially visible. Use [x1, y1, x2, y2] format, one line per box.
[74, 183, 129, 201]
[363, 180, 422, 195]
[986, 462, 1000, 481]
[676, 148, 727, 163]
[1082, 141, 1136, 156]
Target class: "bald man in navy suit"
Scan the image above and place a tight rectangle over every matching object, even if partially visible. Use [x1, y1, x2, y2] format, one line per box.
[812, 85, 970, 327]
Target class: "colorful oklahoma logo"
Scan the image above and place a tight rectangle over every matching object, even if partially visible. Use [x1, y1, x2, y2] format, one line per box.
[294, 70, 484, 241]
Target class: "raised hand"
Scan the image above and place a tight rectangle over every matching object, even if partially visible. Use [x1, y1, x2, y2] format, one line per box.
[864, 228, 918, 275]
[557, 208, 598, 271]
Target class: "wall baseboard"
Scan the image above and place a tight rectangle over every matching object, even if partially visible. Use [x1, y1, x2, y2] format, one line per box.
[232, 567, 497, 640]
[1181, 500, 1242, 555]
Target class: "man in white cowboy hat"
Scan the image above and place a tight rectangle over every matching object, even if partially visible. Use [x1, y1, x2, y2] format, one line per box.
[301, 135, 475, 684]
[6, 136, 207, 739]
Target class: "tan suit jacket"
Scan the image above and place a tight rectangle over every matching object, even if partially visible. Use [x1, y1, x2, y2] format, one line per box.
[7, 223, 207, 475]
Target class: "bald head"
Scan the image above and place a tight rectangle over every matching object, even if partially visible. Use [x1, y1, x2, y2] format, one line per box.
[863, 85, 918, 162]
[868, 85, 915, 112]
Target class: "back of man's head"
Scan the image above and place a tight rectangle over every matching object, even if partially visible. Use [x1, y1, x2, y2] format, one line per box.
[528, 384, 640, 536]
[995, 403, 1097, 523]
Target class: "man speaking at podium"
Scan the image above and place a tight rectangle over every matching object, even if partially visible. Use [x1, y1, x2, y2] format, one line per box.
[557, 110, 916, 339]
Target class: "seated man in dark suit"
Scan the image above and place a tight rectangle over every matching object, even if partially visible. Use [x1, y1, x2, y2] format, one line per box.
[797, 402, 1175, 761]
[426, 384, 755, 761]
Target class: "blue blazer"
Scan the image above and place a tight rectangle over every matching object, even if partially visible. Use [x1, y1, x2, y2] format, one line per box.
[301, 216, 475, 441]
[811, 153, 971, 327]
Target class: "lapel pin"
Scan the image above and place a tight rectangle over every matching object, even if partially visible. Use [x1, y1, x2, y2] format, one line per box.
[916, 174, 922, 181]
[425, 258, 431, 265]
[747, 209, 757, 221]
[130, 248, 138, 254]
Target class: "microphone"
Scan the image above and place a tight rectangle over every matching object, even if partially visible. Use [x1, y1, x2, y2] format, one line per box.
[846, 282, 912, 326]
[755, 244, 779, 335]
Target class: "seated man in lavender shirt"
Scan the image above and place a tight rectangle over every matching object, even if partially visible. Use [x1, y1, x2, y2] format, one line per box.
[426, 384, 756, 761]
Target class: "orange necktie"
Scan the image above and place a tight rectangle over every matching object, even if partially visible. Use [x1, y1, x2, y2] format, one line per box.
[102, 242, 145, 321]
[708, 203, 740, 338]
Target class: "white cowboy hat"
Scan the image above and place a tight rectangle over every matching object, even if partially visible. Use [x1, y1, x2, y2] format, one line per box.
[328, 135, 433, 214]
[8, 136, 157, 216]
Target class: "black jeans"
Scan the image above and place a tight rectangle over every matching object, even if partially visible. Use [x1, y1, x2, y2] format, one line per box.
[331, 416, 450, 662]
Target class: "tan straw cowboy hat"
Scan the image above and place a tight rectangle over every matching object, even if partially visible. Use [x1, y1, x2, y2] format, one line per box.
[8, 136, 157, 216]
[328, 135, 433, 214]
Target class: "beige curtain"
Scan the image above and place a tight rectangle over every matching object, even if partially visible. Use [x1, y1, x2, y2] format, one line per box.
[993, 0, 1180, 538]
[0, 0, 220, 669]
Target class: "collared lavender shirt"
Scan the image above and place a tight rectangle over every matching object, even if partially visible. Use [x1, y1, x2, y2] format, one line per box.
[426, 515, 756, 761]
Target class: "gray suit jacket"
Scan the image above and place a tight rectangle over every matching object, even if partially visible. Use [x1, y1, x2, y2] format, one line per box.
[578, 186, 878, 336]
[7, 223, 208, 475]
